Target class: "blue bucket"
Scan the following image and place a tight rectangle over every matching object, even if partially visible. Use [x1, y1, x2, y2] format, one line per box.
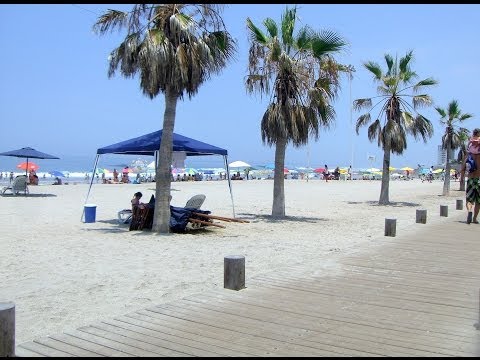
[84, 204, 97, 223]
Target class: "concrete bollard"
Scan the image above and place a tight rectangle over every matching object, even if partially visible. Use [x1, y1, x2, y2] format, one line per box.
[0, 302, 15, 357]
[456, 199, 464, 210]
[440, 205, 448, 217]
[384, 218, 396, 237]
[224, 255, 245, 291]
[416, 209, 427, 224]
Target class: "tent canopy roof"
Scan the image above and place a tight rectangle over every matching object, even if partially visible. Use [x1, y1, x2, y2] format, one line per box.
[97, 130, 227, 156]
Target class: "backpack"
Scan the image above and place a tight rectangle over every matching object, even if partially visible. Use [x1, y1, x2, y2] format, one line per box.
[466, 153, 477, 173]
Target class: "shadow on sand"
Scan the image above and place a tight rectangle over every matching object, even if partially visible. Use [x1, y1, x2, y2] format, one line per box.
[347, 200, 420, 207]
[238, 212, 328, 223]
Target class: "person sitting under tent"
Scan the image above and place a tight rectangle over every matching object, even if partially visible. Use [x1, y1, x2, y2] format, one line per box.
[52, 176, 62, 185]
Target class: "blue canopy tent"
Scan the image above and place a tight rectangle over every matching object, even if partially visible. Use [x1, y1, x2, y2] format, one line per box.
[84, 129, 235, 219]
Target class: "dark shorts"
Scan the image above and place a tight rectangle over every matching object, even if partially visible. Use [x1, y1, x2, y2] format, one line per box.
[466, 177, 480, 204]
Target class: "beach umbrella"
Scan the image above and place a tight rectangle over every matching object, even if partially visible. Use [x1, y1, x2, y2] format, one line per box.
[49, 170, 65, 178]
[401, 167, 414, 171]
[0, 147, 59, 177]
[229, 160, 251, 168]
[184, 167, 198, 175]
[17, 161, 40, 171]
[313, 167, 325, 173]
[0, 147, 59, 194]
[366, 167, 381, 172]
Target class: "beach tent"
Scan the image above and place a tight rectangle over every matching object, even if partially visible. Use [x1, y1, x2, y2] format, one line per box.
[85, 129, 235, 218]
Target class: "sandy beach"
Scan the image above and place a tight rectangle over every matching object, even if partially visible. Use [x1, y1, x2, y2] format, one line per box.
[0, 178, 467, 344]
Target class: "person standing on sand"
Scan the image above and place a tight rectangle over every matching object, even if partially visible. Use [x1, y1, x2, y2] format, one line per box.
[323, 165, 330, 182]
[460, 148, 480, 224]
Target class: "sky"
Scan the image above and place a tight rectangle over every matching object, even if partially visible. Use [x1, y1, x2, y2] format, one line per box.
[0, 4, 479, 171]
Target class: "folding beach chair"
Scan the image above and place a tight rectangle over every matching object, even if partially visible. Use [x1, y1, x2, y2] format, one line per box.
[1, 175, 29, 196]
[184, 194, 206, 209]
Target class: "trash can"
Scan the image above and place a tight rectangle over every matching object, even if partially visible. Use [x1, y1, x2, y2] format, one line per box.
[84, 204, 97, 223]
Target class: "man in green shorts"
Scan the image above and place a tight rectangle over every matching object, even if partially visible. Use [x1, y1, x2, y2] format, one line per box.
[461, 140, 480, 224]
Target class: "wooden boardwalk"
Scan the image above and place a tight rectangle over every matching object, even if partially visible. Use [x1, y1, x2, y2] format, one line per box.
[16, 212, 480, 357]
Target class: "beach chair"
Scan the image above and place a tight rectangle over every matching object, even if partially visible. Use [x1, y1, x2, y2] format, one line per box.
[1, 175, 29, 196]
[185, 194, 206, 209]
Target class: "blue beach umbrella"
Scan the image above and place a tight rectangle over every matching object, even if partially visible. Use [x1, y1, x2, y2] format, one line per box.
[49, 170, 65, 178]
[0, 147, 59, 194]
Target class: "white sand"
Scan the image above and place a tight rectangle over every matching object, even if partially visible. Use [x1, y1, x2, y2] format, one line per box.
[0, 178, 465, 344]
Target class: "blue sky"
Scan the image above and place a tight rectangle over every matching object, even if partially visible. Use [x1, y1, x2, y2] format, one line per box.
[0, 4, 478, 171]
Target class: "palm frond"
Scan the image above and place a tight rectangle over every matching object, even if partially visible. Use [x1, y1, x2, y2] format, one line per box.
[385, 121, 407, 154]
[310, 30, 347, 58]
[246, 18, 269, 45]
[364, 61, 382, 80]
[413, 94, 433, 109]
[93, 9, 129, 35]
[408, 115, 434, 142]
[399, 50, 413, 74]
[412, 77, 437, 92]
[263, 17, 278, 38]
[435, 106, 447, 118]
[459, 113, 474, 121]
[280, 6, 296, 48]
[447, 99, 459, 116]
[384, 54, 394, 74]
[355, 113, 371, 134]
[367, 119, 381, 142]
[295, 25, 312, 51]
[353, 98, 372, 112]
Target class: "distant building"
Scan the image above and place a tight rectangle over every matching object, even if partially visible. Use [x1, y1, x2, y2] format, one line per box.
[437, 145, 454, 166]
[437, 145, 445, 165]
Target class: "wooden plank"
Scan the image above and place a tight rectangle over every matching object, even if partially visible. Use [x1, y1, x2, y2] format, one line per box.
[77, 326, 190, 357]
[149, 302, 416, 357]
[193, 288, 477, 342]
[92, 321, 221, 357]
[48, 332, 132, 357]
[252, 273, 477, 310]
[142, 306, 373, 357]
[63, 329, 161, 357]
[102, 317, 259, 357]
[121, 311, 299, 357]
[14, 345, 46, 357]
[33, 337, 104, 357]
[16, 341, 76, 357]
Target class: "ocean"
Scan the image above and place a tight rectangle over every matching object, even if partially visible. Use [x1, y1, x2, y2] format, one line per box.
[0, 153, 228, 174]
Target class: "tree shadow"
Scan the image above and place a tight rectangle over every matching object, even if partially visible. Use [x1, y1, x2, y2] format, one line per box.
[347, 200, 420, 207]
[1, 193, 57, 198]
[238, 212, 328, 223]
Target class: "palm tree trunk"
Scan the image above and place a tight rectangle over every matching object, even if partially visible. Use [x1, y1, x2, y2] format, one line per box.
[271, 138, 287, 217]
[442, 143, 451, 196]
[152, 88, 178, 233]
[379, 146, 391, 205]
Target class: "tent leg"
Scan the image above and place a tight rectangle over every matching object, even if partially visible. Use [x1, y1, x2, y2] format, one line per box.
[224, 155, 235, 218]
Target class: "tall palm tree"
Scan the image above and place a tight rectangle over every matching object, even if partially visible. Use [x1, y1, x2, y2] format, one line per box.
[354, 51, 437, 204]
[245, 5, 348, 217]
[93, 4, 236, 233]
[456, 130, 471, 192]
[435, 100, 473, 196]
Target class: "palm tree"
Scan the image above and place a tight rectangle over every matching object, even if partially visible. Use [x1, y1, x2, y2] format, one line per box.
[93, 4, 236, 233]
[456, 130, 471, 191]
[245, 5, 348, 217]
[435, 100, 473, 196]
[354, 51, 437, 204]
